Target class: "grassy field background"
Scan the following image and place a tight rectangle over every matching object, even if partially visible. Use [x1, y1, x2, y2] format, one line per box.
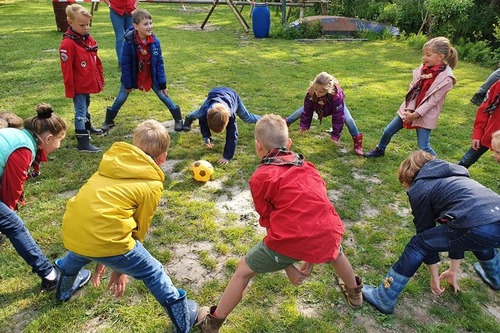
[0, 0, 499, 332]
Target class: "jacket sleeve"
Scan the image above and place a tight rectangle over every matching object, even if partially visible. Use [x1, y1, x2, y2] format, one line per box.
[330, 93, 345, 141]
[131, 182, 163, 242]
[249, 171, 272, 229]
[472, 82, 500, 140]
[223, 116, 238, 160]
[154, 40, 167, 90]
[300, 95, 314, 130]
[120, 41, 134, 89]
[59, 39, 75, 98]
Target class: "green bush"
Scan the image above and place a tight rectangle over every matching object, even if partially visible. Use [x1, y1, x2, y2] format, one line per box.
[272, 21, 323, 40]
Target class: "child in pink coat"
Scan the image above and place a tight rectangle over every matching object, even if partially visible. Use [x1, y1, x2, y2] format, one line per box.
[365, 37, 457, 158]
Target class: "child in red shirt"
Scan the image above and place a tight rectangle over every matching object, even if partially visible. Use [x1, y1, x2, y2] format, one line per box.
[59, 4, 104, 152]
[458, 79, 500, 168]
[196, 114, 363, 332]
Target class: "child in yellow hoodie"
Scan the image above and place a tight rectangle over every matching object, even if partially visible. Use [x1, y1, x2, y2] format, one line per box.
[55, 120, 198, 333]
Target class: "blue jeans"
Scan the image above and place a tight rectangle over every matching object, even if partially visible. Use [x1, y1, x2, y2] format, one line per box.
[378, 115, 436, 155]
[186, 98, 260, 123]
[110, 83, 179, 114]
[393, 222, 500, 277]
[477, 69, 500, 94]
[286, 104, 360, 136]
[109, 8, 133, 63]
[73, 94, 90, 131]
[0, 201, 53, 278]
[57, 241, 180, 304]
[458, 145, 489, 168]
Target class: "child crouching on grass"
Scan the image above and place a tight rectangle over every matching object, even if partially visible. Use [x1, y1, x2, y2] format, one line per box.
[197, 114, 363, 333]
[54, 120, 198, 333]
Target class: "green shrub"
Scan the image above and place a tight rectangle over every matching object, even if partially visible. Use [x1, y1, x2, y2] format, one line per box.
[272, 20, 323, 40]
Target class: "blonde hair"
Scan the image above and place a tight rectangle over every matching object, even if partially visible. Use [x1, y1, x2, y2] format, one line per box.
[66, 4, 92, 22]
[207, 103, 230, 133]
[24, 103, 67, 142]
[491, 130, 500, 152]
[133, 9, 152, 24]
[0, 111, 23, 129]
[306, 72, 339, 99]
[254, 114, 289, 151]
[133, 120, 170, 159]
[398, 150, 436, 187]
[424, 36, 458, 69]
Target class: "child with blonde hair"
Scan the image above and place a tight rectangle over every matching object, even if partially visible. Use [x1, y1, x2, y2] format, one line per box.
[55, 119, 198, 332]
[59, 3, 105, 152]
[365, 37, 457, 157]
[197, 114, 363, 332]
[363, 150, 500, 314]
[458, 79, 500, 168]
[285, 71, 365, 155]
[182, 86, 261, 165]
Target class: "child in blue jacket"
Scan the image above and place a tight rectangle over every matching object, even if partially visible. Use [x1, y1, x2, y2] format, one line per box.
[102, 9, 183, 132]
[182, 87, 260, 165]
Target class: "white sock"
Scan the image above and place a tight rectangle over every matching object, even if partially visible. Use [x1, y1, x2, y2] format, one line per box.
[44, 268, 57, 281]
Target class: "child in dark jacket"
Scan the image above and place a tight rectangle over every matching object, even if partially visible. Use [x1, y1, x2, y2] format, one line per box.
[182, 86, 260, 165]
[363, 150, 500, 315]
[102, 9, 184, 132]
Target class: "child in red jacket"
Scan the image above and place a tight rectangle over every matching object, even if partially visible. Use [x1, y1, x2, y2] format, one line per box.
[458, 79, 500, 168]
[197, 114, 363, 333]
[59, 4, 104, 152]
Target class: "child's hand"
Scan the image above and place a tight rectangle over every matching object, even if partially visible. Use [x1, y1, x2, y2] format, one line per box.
[285, 265, 307, 286]
[299, 262, 314, 277]
[161, 88, 170, 96]
[471, 139, 481, 150]
[430, 275, 445, 296]
[92, 263, 106, 288]
[106, 270, 129, 297]
[218, 158, 229, 165]
[439, 269, 460, 294]
[125, 88, 134, 94]
[204, 137, 213, 149]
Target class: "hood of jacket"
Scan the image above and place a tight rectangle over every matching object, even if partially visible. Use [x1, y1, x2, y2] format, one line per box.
[98, 142, 165, 182]
[413, 159, 468, 184]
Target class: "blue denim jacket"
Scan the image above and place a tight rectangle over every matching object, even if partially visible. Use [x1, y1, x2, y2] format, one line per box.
[120, 27, 167, 90]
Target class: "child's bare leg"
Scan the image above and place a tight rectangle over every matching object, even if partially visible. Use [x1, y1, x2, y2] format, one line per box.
[285, 264, 306, 286]
[331, 252, 358, 288]
[215, 258, 256, 318]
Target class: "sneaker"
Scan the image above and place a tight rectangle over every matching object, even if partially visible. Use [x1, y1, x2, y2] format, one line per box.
[55, 259, 91, 302]
[470, 92, 486, 106]
[364, 146, 385, 158]
[41, 274, 58, 293]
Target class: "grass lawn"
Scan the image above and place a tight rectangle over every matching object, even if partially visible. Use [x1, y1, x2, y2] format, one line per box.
[0, 0, 499, 332]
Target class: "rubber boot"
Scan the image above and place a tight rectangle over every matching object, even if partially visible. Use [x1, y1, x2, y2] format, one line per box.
[362, 267, 410, 314]
[170, 107, 184, 132]
[182, 116, 193, 132]
[473, 252, 500, 290]
[339, 276, 363, 308]
[54, 259, 91, 302]
[85, 113, 104, 135]
[76, 130, 101, 152]
[364, 146, 385, 158]
[164, 289, 199, 333]
[352, 133, 364, 156]
[101, 107, 117, 132]
[197, 306, 225, 333]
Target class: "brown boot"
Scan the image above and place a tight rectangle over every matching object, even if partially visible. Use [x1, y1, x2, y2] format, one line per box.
[197, 306, 226, 333]
[339, 276, 363, 308]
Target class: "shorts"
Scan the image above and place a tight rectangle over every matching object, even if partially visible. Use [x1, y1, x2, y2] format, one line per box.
[245, 241, 299, 273]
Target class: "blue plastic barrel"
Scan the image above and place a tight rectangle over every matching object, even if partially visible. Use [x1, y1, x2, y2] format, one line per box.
[252, 4, 270, 38]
